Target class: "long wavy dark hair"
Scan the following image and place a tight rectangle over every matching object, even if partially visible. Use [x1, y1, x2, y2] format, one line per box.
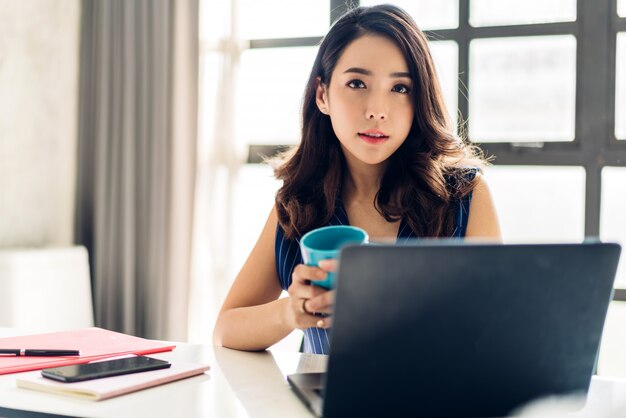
[274, 4, 487, 240]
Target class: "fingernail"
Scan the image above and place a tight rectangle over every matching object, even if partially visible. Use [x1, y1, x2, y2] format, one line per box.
[318, 261, 331, 271]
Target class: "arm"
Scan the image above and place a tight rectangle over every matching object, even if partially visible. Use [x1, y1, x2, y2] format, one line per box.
[213, 206, 331, 351]
[465, 172, 502, 240]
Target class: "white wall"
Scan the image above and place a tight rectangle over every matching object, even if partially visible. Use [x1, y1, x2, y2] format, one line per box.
[0, 1, 80, 247]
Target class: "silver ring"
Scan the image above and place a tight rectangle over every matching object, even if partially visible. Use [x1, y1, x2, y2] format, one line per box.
[302, 299, 313, 315]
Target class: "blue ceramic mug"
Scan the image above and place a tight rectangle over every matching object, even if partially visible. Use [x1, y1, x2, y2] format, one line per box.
[299, 225, 369, 289]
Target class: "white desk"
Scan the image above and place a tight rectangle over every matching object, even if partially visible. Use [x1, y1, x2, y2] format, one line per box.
[0, 329, 325, 418]
[0, 329, 625, 417]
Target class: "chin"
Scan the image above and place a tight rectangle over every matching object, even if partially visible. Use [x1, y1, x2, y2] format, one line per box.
[357, 154, 392, 166]
[340, 143, 395, 167]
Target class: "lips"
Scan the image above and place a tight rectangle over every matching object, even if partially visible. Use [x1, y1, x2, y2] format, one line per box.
[358, 129, 389, 144]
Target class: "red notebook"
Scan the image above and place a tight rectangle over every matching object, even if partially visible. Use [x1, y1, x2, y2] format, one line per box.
[0, 327, 176, 375]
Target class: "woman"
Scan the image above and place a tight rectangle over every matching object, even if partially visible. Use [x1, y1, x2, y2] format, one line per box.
[213, 4, 501, 354]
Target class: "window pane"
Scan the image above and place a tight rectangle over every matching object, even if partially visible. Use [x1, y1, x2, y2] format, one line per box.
[601, 167, 626, 289]
[616, 33, 626, 140]
[361, 0, 458, 30]
[199, 0, 230, 41]
[619, 0, 626, 18]
[484, 166, 585, 243]
[470, 0, 576, 27]
[237, 47, 317, 147]
[198, 53, 222, 158]
[231, 165, 302, 351]
[231, 165, 281, 273]
[469, 36, 576, 142]
[238, 0, 329, 39]
[429, 41, 458, 129]
[597, 301, 626, 376]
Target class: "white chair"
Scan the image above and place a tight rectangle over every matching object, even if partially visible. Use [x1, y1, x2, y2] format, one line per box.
[0, 246, 94, 332]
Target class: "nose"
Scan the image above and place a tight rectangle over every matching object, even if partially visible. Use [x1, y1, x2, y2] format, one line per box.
[366, 92, 388, 120]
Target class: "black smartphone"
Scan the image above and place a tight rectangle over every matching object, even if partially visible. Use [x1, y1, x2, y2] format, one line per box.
[41, 356, 171, 383]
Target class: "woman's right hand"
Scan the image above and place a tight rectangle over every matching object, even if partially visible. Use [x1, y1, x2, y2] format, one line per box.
[285, 260, 337, 330]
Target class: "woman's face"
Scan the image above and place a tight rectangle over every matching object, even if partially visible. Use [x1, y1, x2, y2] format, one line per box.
[316, 34, 414, 170]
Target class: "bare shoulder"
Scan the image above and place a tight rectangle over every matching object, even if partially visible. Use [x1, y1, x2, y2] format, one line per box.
[465, 172, 502, 240]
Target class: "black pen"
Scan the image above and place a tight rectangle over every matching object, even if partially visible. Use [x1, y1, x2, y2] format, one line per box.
[0, 349, 80, 357]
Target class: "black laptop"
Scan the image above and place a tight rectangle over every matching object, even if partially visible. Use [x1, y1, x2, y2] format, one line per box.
[287, 241, 621, 418]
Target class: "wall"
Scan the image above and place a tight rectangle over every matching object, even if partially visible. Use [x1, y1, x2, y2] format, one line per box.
[0, 1, 80, 247]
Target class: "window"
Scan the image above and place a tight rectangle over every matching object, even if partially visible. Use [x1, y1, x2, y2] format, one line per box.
[470, 0, 576, 27]
[237, 47, 318, 147]
[238, 0, 329, 39]
[601, 168, 626, 288]
[616, 33, 626, 140]
[198, 54, 222, 159]
[486, 166, 585, 243]
[429, 41, 459, 127]
[196, 1, 626, 346]
[361, 0, 458, 30]
[469, 36, 576, 142]
[199, 0, 230, 41]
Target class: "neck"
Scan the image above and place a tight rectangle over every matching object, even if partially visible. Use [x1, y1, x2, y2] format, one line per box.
[342, 157, 386, 203]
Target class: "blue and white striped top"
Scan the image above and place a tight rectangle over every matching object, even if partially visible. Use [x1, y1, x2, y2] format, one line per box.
[274, 172, 476, 354]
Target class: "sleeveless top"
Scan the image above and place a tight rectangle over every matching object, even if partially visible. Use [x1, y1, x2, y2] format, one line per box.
[275, 171, 477, 354]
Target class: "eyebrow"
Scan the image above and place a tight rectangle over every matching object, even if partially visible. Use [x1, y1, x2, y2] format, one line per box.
[343, 67, 412, 79]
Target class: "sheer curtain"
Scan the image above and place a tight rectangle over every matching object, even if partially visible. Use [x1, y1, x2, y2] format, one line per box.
[189, 0, 316, 346]
[188, 0, 243, 343]
[76, 0, 199, 341]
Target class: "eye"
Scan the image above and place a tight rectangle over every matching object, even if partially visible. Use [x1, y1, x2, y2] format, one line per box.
[392, 84, 411, 94]
[347, 79, 366, 89]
